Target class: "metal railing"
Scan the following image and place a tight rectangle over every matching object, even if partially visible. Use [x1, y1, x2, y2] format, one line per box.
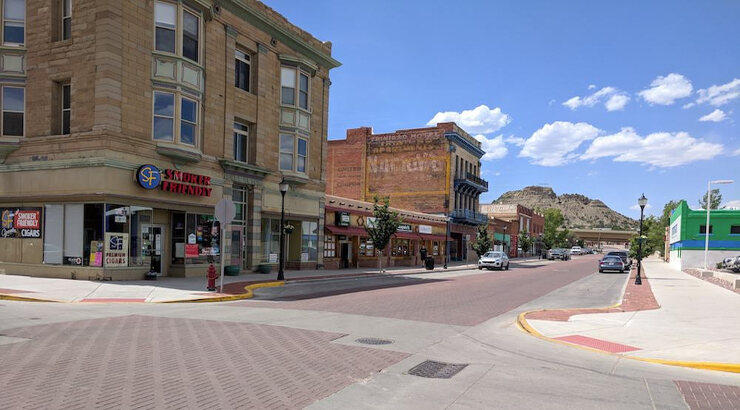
[450, 208, 488, 225]
[454, 172, 489, 191]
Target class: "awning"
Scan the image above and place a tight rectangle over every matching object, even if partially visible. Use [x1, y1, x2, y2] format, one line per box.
[419, 234, 448, 241]
[393, 232, 420, 240]
[325, 225, 368, 236]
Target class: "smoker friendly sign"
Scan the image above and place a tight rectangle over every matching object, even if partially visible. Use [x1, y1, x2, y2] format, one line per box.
[0, 208, 42, 238]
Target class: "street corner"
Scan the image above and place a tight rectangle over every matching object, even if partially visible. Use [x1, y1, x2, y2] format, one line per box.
[162, 280, 286, 303]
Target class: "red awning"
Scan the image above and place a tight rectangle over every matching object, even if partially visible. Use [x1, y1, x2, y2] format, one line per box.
[393, 232, 420, 240]
[419, 234, 448, 241]
[325, 225, 368, 236]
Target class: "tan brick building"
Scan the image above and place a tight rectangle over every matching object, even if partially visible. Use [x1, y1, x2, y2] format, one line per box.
[327, 123, 489, 262]
[479, 204, 545, 257]
[0, 0, 339, 279]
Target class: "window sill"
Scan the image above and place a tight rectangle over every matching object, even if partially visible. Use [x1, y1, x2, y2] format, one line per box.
[280, 171, 310, 185]
[155, 141, 202, 164]
[219, 158, 271, 178]
[52, 38, 73, 46]
[0, 136, 21, 164]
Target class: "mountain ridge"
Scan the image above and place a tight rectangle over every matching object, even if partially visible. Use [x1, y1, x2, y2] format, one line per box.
[492, 186, 638, 230]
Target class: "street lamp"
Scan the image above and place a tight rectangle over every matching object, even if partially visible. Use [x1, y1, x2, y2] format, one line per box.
[704, 179, 734, 269]
[277, 179, 289, 281]
[635, 194, 648, 285]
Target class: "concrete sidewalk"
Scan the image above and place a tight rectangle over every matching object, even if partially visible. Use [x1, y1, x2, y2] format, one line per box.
[523, 257, 740, 368]
[0, 260, 488, 303]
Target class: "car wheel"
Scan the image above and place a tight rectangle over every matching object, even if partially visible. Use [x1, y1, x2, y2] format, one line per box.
[505, 263, 509, 270]
[619, 269, 624, 273]
[599, 269, 603, 273]
[478, 266, 482, 270]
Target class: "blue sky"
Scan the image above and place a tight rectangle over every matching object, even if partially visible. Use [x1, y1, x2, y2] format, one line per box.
[268, 0, 740, 218]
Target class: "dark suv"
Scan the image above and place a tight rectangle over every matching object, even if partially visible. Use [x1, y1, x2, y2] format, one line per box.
[606, 251, 632, 269]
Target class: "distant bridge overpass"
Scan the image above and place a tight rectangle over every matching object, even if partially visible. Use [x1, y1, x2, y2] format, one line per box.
[568, 228, 638, 247]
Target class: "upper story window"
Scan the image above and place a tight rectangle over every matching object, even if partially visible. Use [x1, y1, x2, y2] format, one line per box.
[61, 0, 71, 40]
[154, 1, 199, 63]
[279, 134, 308, 174]
[235, 50, 250, 92]
[280, 67, 309, 110]
[699, 225, 713, 234]
[3, 0, 25, 46]
[233, 122, 248, 162]
[152, 90, 199, 147]
[61, 83, 70, 134]
[2, 86, 24, 136]
[731, 225, 740, 234]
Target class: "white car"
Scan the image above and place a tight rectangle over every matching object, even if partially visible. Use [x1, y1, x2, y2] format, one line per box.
[478, 251, 510, 270]
[570, 246, 582, 255]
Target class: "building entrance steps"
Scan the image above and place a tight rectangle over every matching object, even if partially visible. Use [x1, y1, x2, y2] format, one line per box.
[520, 257, 740, 372]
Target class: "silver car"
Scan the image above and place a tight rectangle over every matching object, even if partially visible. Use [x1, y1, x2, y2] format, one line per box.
[478, 251, 510, 270]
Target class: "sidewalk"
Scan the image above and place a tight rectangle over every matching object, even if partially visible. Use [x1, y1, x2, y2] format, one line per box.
[521, 257, 740, 370]
[0, 260, 480, 303]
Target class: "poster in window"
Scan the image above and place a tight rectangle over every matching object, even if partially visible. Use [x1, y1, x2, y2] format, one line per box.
[185, 244, 199, 258]
[104, 232, 129, 267]
[1, 207, 43, 238]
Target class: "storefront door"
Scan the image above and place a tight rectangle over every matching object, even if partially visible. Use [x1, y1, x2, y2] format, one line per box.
[340, 242, 351, 269]
[150, 226, 165, 275]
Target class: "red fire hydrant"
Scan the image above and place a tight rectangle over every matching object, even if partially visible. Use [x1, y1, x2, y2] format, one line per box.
[206, 264, 218, 291]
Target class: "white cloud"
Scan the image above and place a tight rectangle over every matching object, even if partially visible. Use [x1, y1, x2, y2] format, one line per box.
[504, 136, 526, 146]
[605, 94, 630, 111]
[519, 121, 602, 166]
[696, 78, 740, 106]
[638, 73, 693, 105]
[563, 86, 629, 111]
[698, 109, 728, 122]
[630, 203, 653, 211]
[588, 84, 597, 90]
[682, 102, 696, 109]
[427, 105, 511, 134]
[581, 127, 723, 168]
[724, 200, 740, 210]
[473, 134, 508, 161]
[733, 148, 740, 156]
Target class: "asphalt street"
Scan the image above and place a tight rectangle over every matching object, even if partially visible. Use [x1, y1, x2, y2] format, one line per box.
[1, 254, 738, 409]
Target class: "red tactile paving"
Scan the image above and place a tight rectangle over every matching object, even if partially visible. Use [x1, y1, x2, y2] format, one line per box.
[553, 334, 640, 353]
[526, 267, 660, 321]
[675, 380, 740, 410]
[79, 298, 147, 303]
[0, 288, 36, 294]
[232, 257, 599, 326]
[0, 315, 408, 410]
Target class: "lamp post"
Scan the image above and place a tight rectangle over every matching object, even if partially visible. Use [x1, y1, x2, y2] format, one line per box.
[635, 194, 648, 285]
[444, 216, 450, 269]
[277, 179, 289, 281]
[704, 179, 734, 269]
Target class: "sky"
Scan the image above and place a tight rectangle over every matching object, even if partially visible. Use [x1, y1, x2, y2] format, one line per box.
[267, 0, 740, 218]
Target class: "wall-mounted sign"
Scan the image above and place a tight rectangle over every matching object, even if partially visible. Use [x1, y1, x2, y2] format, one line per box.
[105, 232, 129, 267]
[136, 165, 212, 197]
[397, 224, 412, 232]
[418, 225, 432, 234]
[336, 212, 351, 227]
[1, 208, 42, 238]
[669, 216, 681, 244]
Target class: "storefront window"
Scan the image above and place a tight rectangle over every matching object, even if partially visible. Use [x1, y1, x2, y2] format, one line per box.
[359, 237, 374, 257]
[261, 218, 281, 263]
[83, 204, 104, 267]
[432, 241, 440, 256]
[391, 238, 411, 257]
[172, 212, 186, 264]
[185, 213, 220, 265]
[324, 235, 336, 258]
[300, 221, 317, 262]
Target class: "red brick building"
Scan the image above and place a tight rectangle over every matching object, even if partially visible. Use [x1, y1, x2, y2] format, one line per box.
[327, 123, 489, 262]
[479, 204, 544, 257]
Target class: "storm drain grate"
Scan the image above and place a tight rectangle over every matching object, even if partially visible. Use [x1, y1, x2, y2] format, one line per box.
[408, 360, 468, 379]
[355, 337, 393, 345]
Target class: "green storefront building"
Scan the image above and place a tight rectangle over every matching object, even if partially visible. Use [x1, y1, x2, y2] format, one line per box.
[669, 200, 740, 269]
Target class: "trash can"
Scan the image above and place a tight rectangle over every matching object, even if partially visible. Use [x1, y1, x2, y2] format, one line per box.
[424, 256, 435, 270]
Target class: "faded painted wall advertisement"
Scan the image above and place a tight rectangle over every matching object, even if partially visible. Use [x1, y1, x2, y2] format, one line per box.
[1, 208, 42, 238]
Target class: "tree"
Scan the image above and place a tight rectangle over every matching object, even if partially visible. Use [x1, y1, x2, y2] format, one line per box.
[472, 224, 492, 258]
[629, 216, 663, 259]
[659, 200, 682, 228]
[364, 196, 402, 273]
[543, 208, 569, 249]
[518, 229, 534, 254]
[699, 189, 722, 210]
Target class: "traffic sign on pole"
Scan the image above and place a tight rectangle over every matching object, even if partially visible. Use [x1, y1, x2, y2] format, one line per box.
[214, 198, 236, 293]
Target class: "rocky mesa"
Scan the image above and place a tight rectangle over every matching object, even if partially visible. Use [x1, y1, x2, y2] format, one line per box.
[491, 186, 638, 230]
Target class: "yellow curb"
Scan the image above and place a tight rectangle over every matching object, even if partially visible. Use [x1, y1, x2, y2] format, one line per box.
[516, 310, 740, 374]
[161, 281, 285, 303]
[0, 293, 60, 303]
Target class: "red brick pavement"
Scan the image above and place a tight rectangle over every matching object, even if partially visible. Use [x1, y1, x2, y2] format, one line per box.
[0, 315, 408, 410]
[526, 268, 660, 321]
[675, 380, 740, 409]
[684, 269, 740, 295]
[231, 257, 599, 326]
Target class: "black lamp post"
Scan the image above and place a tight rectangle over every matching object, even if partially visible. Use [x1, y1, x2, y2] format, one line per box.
[277, 179, 289, 281]
[635, 193, 648, 285]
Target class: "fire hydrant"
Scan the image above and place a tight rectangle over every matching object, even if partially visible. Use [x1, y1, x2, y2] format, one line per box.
[206, 264, 217, 291]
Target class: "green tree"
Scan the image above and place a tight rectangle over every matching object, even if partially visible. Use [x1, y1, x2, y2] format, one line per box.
[543, 208, 569, 249]
[364, 196, 402, 273]
[518, 229, 534, 254]
[659, 200, 682, 228]
[629, 216, 663, 259]
[699, 189, 722, 210]
[472, 224, 493, 258]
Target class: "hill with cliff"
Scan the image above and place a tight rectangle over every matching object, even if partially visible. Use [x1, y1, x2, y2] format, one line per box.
[492, 186, 638, 230]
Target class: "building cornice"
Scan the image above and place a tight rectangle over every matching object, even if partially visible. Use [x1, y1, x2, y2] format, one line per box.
[445, 132, 485, 158]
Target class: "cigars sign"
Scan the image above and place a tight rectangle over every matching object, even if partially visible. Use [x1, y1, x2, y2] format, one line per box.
[136, 165, 212, 197]
[1, 208, 42, 238]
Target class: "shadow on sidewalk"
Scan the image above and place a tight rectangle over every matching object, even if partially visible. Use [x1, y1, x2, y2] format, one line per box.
[249, 276, 449, 301]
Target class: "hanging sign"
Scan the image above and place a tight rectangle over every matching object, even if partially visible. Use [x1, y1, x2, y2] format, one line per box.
[418, 225, 432, 234]
[397, 224, 412, 232]
[336, 212, 351, 227]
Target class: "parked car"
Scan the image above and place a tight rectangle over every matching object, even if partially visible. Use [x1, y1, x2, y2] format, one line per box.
[722, 255, 740, 272]
[478, 251, 510, 270]
[547, 249, 570, 261]
[606, 251, 632, 269]
[599, 255, 626, 273]
[570, 246, 582, 255]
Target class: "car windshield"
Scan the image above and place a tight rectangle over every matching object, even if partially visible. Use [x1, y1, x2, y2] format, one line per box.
[484, 252, 503, 258]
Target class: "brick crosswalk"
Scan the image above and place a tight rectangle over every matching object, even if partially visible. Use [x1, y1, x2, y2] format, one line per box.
[0, 315, 408, 410]
[675, 380, 740, 409]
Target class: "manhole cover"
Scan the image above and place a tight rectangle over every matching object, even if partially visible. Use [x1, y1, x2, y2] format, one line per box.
[356, 337, 393, 345]
[408, 360, 468, 379]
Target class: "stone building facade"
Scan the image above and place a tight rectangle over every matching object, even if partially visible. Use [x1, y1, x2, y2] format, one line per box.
[0, 0, 339, 279]
[479, 203, 545, 257]
[327, 123, 489, 262]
